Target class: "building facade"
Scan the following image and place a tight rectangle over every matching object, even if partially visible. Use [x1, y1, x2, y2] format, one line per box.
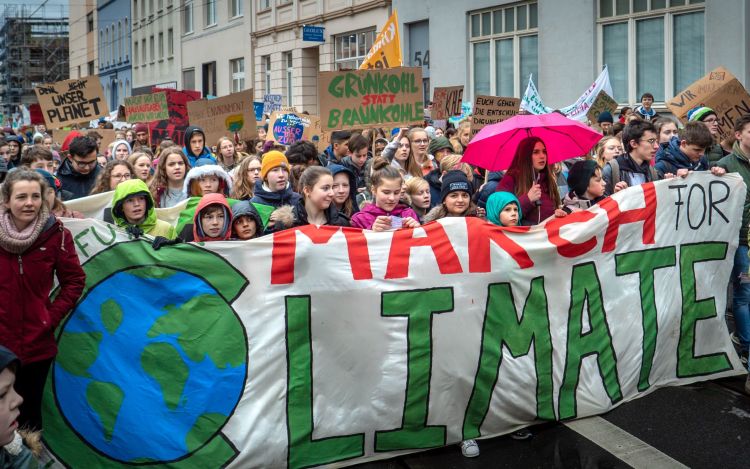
[395, 0, 750, 111]
[131, 0, 182, 94]
[69, 0, 98, 80]
[97, 0, 132, 110]
[252, 0, 392, 115]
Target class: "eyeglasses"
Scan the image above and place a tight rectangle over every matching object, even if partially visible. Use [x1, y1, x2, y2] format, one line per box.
[111, 173, 131, 180]
[412, 139, 429, 145]
[641, 138, 658, 145]
[73, 159, 98, 169]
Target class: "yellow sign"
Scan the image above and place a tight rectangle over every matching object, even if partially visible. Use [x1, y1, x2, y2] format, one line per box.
[359, 11, 403, 70]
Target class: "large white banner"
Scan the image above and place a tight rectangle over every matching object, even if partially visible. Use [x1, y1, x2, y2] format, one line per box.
[43, 173, 745, 468]
[521, 67, 614, 121]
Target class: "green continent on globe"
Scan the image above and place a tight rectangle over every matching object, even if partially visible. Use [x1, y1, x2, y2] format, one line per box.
[57, 331, 103, 378]
[148, 294, 246, 369]
[86, 381, 124, 442]
[101, 299, 123, 334]
[141, 342, 189, 410]
[185, 413, 226, 453]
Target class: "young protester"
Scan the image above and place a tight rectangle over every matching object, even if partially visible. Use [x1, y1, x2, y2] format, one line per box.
[633, 93, 658, 121]
[0, 170, 85, 430]
[57, 136, 102, 200]
[384, 129, 422, 179]
[185, 193, 233, 242]
[149, 146, 190, 208]
[596, 111, 614, 135]
[373, 137, 388, 158]
[133, 123, 150, 151]
[125, 128, 135, 145]
[330, 164, 357, 218]
[231, 200, 263, 240]
[409, 128, 434, 175]
[286, 141, 319, 193]
[291, 166, 350, 227]
[111, 179, 176, 239]
[450, 120, 471, 154]
[112, 139, 132, 161]
[128, 152, 153, 182]
[183, 162, 233, 198]
[485, 191, 521, 227]
[562, 159, 607, 213]
[257, 124, 268, 142]
[5, 135, 23, 169]
[35, 169, 83, 219]
[653, 117, 680, 162]
[216, 137, 241, 173]
[404, 177, 431, 222]
[428, 136, 455, 166]
[424, 170, 479, 222]
[602, 120, 661, 195]
[350, 157, 420, 231]
[342, 133, 369, 192]
[654, 121, 726, 178]
[90, 160, 134, 195]
[320, 130, 351, 166]
[231, 155, 262, 200]
[0, 140, 10, 166]
[250, 151, 301, 209]
[182, 126, 216, 166]
[687, 106, 728, 165]
[496, 136, 565, 225]
[19, 145, 56, 174]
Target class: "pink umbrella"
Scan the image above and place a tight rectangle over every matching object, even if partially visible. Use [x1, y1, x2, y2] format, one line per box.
[462, 113, 603, 171]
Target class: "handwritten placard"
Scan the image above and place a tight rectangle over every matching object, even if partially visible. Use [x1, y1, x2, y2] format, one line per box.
[431, 86, 464, 120]
[124, 92, 169, 123]
[34, 76, 109, 128]
[187, 89, 258, 145]
[471, 95, 520, 136]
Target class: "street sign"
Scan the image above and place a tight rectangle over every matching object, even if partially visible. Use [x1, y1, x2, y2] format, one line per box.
[303, 25, 324, 42]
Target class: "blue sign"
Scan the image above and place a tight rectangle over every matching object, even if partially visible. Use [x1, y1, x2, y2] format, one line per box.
[303, 25, 325, 42]
[253, 102, 264, 121]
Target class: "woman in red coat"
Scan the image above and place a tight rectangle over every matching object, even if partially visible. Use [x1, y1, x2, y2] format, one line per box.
[0, 170, 85, 431]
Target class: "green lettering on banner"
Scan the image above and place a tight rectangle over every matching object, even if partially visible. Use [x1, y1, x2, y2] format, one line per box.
[677, 243, 732, 377]
[285, 296, 365, 469]
[615, 247, 677, 391]
[462, 278, 554, 440]
[559, 262, 623, 420]
[374, 288, 453, 452]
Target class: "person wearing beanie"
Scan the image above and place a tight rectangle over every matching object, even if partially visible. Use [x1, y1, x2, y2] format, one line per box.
[424, 170, 479, 222]
[182, 126, 216, 167]
[111, 139, 132, 161]
[250, 150, 301, 225]
[111, 179, 176, 239]
[596, 111, 614, 135]
[687, 106, 727, 165]
[562, 159, 606, 213]
[34, 168, 82, 219]
[485, 191, 522, 227]
[4, 135, 23, 169]
[133, 123, 150, 149]
[428, 136, 454, 164]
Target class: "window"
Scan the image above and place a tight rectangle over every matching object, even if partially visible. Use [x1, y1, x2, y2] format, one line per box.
[134, 40, 139, 66]
[158, 32, 164, 59]
[231, 58, 245, 92]
[231, 0, 243, 17]
[470, 2, 538, 98]
[99, 30, 104, 65]
[87, 12, 94, 32]
[205, 0, 217, 26]
[124, 19, 129, 59]
[334, 29, 376, 70]
[88, 61, 95, 76]
[284, 52, 293, 106]
[118, 21, 123, 62]
[149, 35, 155, 63]
[184, 0, 194, 34]
[134, 0, 138, 21]
[149, 0, 154, 14]
[203, 61, 217, 97]
[158, 0, 163, 10]
[109, 27, 114, 65]
[141, 0, 146, 18]
[598, 0, 705, 103]
[141, 39, 146, 65]
[259, 0, 270, 9]
[183, 68, 195, 90]
[263, 55, 271, 94]
[168, 28, 174, 56]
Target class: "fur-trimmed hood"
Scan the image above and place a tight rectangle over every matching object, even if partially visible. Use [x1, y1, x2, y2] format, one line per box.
[183, 164, 233, 197]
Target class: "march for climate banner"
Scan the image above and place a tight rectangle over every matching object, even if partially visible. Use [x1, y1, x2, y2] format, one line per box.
[43, 173, 745, 468]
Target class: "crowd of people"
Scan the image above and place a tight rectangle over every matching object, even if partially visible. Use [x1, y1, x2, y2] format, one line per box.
[0, 93, 749, 463]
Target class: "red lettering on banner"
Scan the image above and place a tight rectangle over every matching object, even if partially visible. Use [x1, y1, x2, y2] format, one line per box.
[385, 222, 463, 279]
[271, 225, 372, 284]
[599, 182, 657, 252]
[361, 94, 396, 106]
[465, 217, 533, 271]
[545, 211, 598, 258]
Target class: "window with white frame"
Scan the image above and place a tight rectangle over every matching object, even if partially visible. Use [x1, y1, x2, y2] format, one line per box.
[158, 32, 164, 59]
[598, 0, 705, 104]
[184, 0, 194, 34]
[469, 2, 538, 99]
[334, 29, 376, 70]
[149, 35, 155, 63]
[284, 52, 293, 106]
[141, 39, 146, 65]
[133, 1, 138, 21]
[133, 39, 139, 66]
[183, 68, 195, 90]
[205, 0, 217, 26]
[168, 28, 174, 56]
[231, 58, 245, 92]
[263, 55, 271, 95]
[259, 0, 270, 10]
[231, 0, 243, 17]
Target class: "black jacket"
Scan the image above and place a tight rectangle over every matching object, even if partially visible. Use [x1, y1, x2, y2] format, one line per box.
[57, 158, 101, 200]
[292, 199, 350, 227]
[250, 180, 301, 209]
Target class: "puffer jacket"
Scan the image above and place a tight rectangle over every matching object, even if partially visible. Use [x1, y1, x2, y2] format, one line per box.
[654, 136, 709, 178]
[0, 216, 85, 364]
[291, 198, 350, 228]
[350, 203, 419, 229]
[250, 180, 302, 209]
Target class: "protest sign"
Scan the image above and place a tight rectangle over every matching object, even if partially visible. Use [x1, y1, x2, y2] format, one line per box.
[34, 76, 108, 128]
[148, 88, 201, 146]
[431, 86, 464, 120]
[49, 172, 744, 468]
[253, 101, 264, 121]
[318, 67, 424, 130]
[267, 111, 321, 146]
[187, 90, 257, 145]
[263, 94, 282, 114]
[471, 95, 520, 136]
[123, 92, 169, 123]
[29, 103, 45, 125]
[587, 90, 619, 124]
[667, 66, 750, 138]
[359, 10, 403, 69]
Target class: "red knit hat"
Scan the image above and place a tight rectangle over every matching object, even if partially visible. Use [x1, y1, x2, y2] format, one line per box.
[61, 131, 83, 152]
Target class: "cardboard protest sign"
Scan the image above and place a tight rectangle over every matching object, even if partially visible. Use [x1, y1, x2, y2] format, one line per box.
[51, 172, 746, 468]
[586, 90, 618, 124]
[471, 95, 520, 136]
[124, 92, 169, 123]
[148, 88, 201, 146]
[667, 66, 750, 138]
[263, 94, 282, 114]
[359, 10, 402, 69]
[267, 111, 321, 146]
[34, 76, 109, 128]
[431, 86, 464, 120]
[318, 67, 424, 130]
[187, 90, 257, 146]
[88, 129, 118, 153]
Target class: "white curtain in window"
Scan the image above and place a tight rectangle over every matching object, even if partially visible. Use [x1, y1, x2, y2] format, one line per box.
[495, 39, 513, 97]
[474, 42, 490, 96]
[673, 12, 704, 94]
[603, 23, 627, 102]
[636, 18, 664, 101]
[519, 35, 538, 96]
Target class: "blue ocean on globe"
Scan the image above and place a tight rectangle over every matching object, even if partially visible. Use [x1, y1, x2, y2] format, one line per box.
[54, 270, 246, 463]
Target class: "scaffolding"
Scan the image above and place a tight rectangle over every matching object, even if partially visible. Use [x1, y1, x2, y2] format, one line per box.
[0, 3, 69, 122]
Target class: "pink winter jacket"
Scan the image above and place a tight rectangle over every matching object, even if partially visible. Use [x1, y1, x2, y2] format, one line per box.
[350, 203, 420, 229]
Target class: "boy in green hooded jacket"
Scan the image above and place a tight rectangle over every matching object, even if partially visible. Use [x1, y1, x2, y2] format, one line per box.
[111, 179, 176, 239]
